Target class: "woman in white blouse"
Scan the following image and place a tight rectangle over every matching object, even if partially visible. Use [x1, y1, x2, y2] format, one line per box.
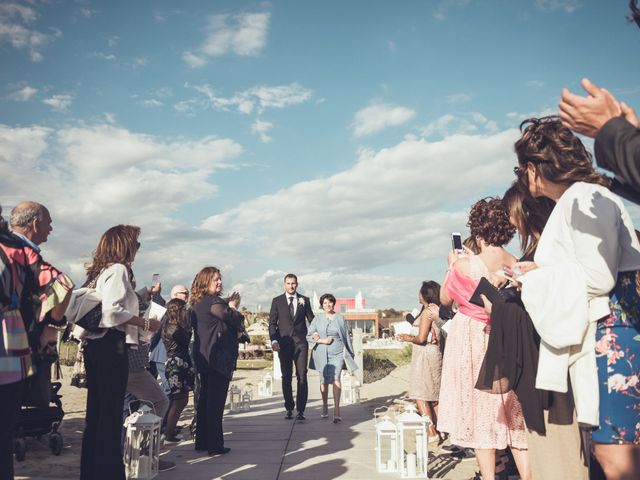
[79, 225, 161, 480]
[513, 117, 640, 480]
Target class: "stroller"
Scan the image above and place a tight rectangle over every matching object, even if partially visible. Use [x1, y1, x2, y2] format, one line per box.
[13, 375, 65, 461]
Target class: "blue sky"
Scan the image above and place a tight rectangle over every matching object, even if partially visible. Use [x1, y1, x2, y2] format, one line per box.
[1, 0, 639, 309]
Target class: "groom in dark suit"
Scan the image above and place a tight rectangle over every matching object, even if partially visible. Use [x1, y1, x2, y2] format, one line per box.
[269, 273, 314, 420]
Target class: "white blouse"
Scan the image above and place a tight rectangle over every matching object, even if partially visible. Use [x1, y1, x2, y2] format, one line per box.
[94, 263, 140, 344]
[520, 181, 640, 426]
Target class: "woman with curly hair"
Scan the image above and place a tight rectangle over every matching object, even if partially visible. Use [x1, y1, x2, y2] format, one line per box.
[438, 197, 531, 480]
[514, 117, 640, 479]
[161, 298, 195, 443]
[190, 266, 243, 455]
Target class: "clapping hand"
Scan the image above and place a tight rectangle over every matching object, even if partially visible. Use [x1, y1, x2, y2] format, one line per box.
[228, 291, 241, 309]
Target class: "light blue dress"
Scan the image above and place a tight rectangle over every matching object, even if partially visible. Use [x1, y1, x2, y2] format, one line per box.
[307, 313, 357, 384]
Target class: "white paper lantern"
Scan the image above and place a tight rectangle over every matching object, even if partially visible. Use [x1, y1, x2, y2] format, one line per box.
[240, 390, 252, 411]
[229, 385, 242, 413]
[375, 415, 399, 473]
[263, 373, 273, 397]
[123, 402, 161, 479]
[397, 404, 429, 478]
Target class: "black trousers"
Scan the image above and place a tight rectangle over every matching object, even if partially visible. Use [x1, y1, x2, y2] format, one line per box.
[195, 370, 229, 453]
[278, 337, 308, 413]
[81, 330, 128, 480]
[0, 380, 23, 480]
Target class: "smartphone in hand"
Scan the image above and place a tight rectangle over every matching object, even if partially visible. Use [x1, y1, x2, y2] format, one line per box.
[451, 232, 463, 252]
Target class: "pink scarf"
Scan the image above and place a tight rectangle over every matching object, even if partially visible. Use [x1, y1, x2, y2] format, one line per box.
[444, 267, 490, 325]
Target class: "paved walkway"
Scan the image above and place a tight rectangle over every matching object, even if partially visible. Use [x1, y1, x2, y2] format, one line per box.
[159, 370, 478, 480]
[15, 366, 481, 479]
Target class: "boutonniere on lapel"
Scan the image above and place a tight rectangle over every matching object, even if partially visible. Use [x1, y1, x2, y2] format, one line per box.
[298, 297, 305, 306]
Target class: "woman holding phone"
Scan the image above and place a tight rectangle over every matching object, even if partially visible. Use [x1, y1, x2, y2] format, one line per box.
[438, 198, 531, 480]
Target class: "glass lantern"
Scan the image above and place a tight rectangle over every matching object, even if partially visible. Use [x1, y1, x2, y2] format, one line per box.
[229, 384, 242, 413]
[240, 390, 252, 411]
[123, 402, 161, 479]
[397, 404, 429, 478]
[263, 373, 273, 397]
[375, 415, 399, 473]
[257, 379, 266, 397]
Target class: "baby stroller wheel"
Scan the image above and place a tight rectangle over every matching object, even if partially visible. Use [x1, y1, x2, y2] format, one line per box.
[14, 438, 26, 462]
[49, 432, 63, 455]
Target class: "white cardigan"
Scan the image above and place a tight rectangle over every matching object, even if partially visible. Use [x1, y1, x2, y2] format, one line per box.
[520, 182, 640, 426]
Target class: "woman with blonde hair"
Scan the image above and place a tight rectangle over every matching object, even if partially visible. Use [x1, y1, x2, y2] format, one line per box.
[78, 225, 160, 480]
[191, 267, 243, 455]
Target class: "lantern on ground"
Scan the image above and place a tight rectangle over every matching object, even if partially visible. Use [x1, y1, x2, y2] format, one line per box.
[263, 373, 273, 397]
[240, 390, 252, 411]
[123, 402, 161, 479]
[397, 404, 429, 478]
[258, 379, 266, 396]
[342, 371, 354, 405]
[375, 415, 399, 473]
[229, 385, 242, 413]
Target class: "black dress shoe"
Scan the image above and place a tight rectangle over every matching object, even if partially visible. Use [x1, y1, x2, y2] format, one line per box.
[285, 410, 293, 419]
[208, 447, 231, 455]
[296, 412, 306, 421]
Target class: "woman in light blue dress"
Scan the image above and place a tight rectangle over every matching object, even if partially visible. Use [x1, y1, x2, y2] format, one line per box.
[307, 293, 358, 423]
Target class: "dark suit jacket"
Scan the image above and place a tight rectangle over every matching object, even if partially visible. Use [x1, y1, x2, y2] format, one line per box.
[269, 293, 314, 344]
[595, 116, 640, 204]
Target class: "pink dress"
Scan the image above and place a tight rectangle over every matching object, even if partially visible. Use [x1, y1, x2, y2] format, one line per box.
[437, 256, 527, 450]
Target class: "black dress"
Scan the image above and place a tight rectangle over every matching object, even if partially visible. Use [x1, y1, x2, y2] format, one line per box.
[191, 295, 243, 454]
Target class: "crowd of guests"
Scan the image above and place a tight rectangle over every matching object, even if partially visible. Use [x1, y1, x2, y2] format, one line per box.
[399, 95, 640, 478]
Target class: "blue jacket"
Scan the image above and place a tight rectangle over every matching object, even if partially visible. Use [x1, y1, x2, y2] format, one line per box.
[306, 313, 358, 372]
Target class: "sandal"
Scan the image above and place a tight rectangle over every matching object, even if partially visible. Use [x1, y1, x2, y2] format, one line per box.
[333, 416, 342, 423]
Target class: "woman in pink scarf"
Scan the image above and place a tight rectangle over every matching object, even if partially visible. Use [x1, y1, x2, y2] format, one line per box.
[438, 198, 531, 480]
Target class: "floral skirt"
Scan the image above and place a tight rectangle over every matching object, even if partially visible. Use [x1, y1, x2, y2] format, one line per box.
[593, 271, 640, 444]
[165, 354, 195, 395]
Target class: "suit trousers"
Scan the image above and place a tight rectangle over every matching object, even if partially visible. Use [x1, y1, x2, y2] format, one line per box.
[278, 337, 308, 413]
[195, 369, 229, 453]
[81, 330, 128, 480]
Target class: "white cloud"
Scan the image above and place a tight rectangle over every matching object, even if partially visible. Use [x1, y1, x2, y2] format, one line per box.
[505, 107, 557, 123]
[535, 0, 581, 13]
[0, 123, 244, 288]
[8, 85, 38, 101]
[188, 83, 313, 115]
[526, 80, 545, 88]
[0, 2, 61, 62]
[352, 103, 416, 137]
[183, 12, 270, 67]
[88, 51, 116, 61]
[43, 94, 73, 112]
[201, 121, 519, 282]
[107, 35, 119, 47]
[79, 8, 98, 19]
[251, 119, 273, 143]
[141, 99, 163, 108]
[445, 93, 472, 104]
[433, 0, 472, 21]
[422, 112, 498, 138]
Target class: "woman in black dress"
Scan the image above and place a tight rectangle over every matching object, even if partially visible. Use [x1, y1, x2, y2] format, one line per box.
[161, 298, 195, 442]
[190, 266, 243, 455]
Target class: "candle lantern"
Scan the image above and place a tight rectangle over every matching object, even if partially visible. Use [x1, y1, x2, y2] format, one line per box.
[240, 390, 252, 411]
[263, 373, 273, 397]
[397, 404, 429, 478]
[342, 371, 354, 405]
[375, 415, 399, 473]
[229, 385, 242, 413]
[123, 402, 161, 479]
[257, 380, 266, 397]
